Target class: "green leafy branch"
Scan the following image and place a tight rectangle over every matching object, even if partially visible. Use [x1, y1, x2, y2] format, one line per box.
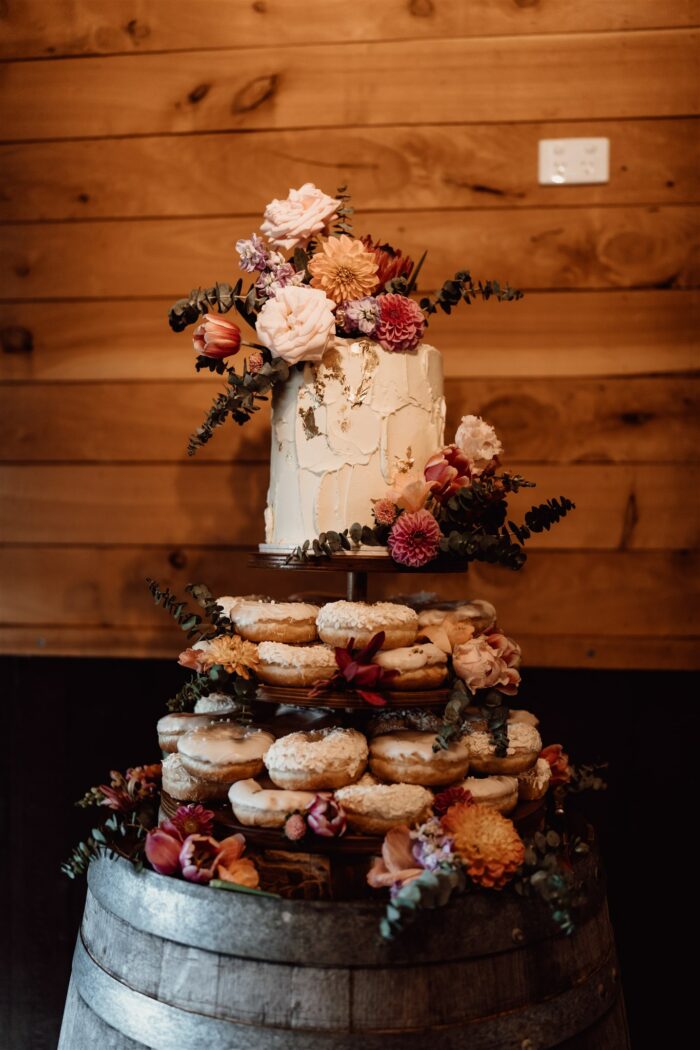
[514, 829, 590, 937]
[167, 667, 256, 715]
[332, 184, 354, 237]
[61, 811, 153, 879]
[168, 279, 260, 333]
[146, 579, 236, 641]
[290, 521, 390, 561]
[188, 355, 289, 455]
[420, 270, 523, 316]
[507, 496, 576, 545]
[434, 679, 473, 751]
[380, 866, 467, 940]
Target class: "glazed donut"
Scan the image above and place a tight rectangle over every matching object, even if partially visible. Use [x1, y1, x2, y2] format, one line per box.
[161, 753, 233, 802]
[467, 723, 542, 775]
[193, 692, 241, 716]
[229, 778, 316, 828]
[256, 641, 337, 686]
[461, 775, 519, 814]
[316, 601, 418, 650]
[517, 757, 552, 800]
[178, 723, 274, 783]
[370, 731, 470, 786]
[264, 728, 368, 790]
[157, 711, 225, 753]
[335, 774, 433, 834]
[234, 601, 319, 643]
[373, 643, 448, 690]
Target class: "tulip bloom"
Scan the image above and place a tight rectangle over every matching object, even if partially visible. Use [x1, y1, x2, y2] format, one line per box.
[193, 314, 242, 360]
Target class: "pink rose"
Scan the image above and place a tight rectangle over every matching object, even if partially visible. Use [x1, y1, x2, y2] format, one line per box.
[256, 285, 336, 365]
[453, 636, 521, 696]
[145, 827, 182, 876]
[193, 314, 241, 360]
[260, 183, 340, 251]
[424, 445, 473, 503]
[485, 631, 522, 669]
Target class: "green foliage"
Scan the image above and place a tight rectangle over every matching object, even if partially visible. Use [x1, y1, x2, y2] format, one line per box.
[420, 270, 523, 316]
[187, 354, 289, 454]
[168, 279, 260, 333]
[61, 812, 152, 880]
[380, 866, 467, 940]
[331, 185, 354, 236]
[166, 669, 255, 715]
[434, 679, 473, 751]
[507, 496, 576, 545]
[439, 528, 527, 570]
[146, 578, 227, 641]
[514, 828, 590, 937]
[569, 762, 609, 793]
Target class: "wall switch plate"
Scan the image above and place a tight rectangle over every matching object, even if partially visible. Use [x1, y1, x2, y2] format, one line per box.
[538, 137, 610, 185]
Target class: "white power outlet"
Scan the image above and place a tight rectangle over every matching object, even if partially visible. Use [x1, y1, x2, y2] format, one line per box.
[538, 137, 610, 185]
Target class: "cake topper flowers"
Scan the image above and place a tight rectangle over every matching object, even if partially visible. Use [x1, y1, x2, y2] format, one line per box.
[167, 182, 522, 454]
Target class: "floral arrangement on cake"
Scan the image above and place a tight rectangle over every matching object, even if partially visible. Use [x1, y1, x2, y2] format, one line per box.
[168, 182, 522, 454]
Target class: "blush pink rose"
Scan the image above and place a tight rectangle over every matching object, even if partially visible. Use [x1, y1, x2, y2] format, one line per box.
[255, 285, 336, 365]
[193, 314, 242, 360]
[485, 631, 522, 669]
[260, 183, 340, 251]
[453, 636, 521, 696]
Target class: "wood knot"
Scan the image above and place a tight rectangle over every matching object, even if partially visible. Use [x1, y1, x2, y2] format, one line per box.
[77, 192, 90, 203]
[1, 326, 33, 353]
[188, 82, 211, 105]
[620, 411, 653, 426]
[232, 73, 279, 114]
[252, 0, 267, 11]
[514, 0, 539, 8]
[619, 490, 638, 550]
[125, 18, 151, 42]
[409, 0, 434, 16]
[168, 549, 188, 570]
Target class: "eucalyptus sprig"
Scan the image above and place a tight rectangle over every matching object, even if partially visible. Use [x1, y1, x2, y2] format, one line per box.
[380, 866, 467, 940]
[168, 278, 260, 333]
[332, 184, 354, 236]
[514, 828, 590, 937]
[507, 496, 576, 545]
[420, 270, 523, 316]
[167, 667, 256, 715]
[434, 679, 473, 751]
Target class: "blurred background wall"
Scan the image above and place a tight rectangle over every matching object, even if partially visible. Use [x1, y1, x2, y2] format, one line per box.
[1, 1, 699, 668]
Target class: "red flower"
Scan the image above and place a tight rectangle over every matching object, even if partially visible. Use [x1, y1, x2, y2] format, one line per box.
[424, 445, 473, 503]
[433, 786, 474, 816]
[387, 509, 441, 568]
[374, 293, 426, 353]
[540, 744, 572, 786]
[145, 827, 182, 875]
[193, 314, 242, 360]
[308, 631, 399, 707]
[361, 236, 414, 287]
[167, 804, 215, 838]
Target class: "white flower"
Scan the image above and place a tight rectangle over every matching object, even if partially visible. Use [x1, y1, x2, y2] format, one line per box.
[255, 285, 336, 365]
[454, 414, 502, 472]
[260, 183, 340, 251]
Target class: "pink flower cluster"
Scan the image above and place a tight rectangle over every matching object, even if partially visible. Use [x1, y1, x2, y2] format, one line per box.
[145, 804, 259, 887]
[387, 509, 441, 568]
[452, 631, 522, 695]
[374, 293, 426, 353]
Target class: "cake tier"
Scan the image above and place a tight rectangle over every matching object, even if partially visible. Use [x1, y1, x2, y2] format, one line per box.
[264, 336, 445, 548]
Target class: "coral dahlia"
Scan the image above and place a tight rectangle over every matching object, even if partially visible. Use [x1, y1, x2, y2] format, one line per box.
[374, 293, 426, 353]
[442, 802, 525, 890]
[387, 509, 441, 568]
[308, 235, 379, 303]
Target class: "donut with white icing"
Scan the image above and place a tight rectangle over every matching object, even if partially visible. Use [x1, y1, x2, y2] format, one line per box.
[161, 753, 232, 802]
[461, 775, 519, 814]
[373, 643, 448, 690]
[517, 757, 552, 800]
[370, 730, 470, 786]
[229, 778, 316, 828]
[193, 692, 241, 716]
[467, 723, 542, 775]
[417, 600, 497, 651]
[264, 727, 368, 790]
[157, 711, 226, 753]
[335, 774, 433, 834]
[234, 601, 320, 643]
[256, 641, 337, 686]
[178, 723, 274, 782]
[316, 601, 418, 650]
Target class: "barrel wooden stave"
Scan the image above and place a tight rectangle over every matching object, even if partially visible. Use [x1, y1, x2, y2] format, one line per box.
[60, 856, 629, 1050]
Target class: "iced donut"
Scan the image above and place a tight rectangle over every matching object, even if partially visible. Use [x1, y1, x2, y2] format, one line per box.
[157, 711, 226, 753]
[228, 778, 316, 828]
[461, 775, 519, 814]
[264, 727, 368, 790]
[370, 731, 470, 786]
[467, 723, 542, 775]
[509, 708, 540, 728]
[417, 600, 497, 651]
[234, 601, 320, 643]
[316, 601, 418, 650]
[161, 752, 232, 802]
[335, 774, 433, 834]
[178, 723, 274, 782]
[373, 643, 448, 690]
[256, 642, 337, 686]
[517, 757, 552, 800]
[194, 692, 241, 716]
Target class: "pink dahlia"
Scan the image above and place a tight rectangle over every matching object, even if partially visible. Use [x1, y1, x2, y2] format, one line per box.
[167, 804, 215, 838]
[387, 509, 441, 568]
[374, 293, 426, 353]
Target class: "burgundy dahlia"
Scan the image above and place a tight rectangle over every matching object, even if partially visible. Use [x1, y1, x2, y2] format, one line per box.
[167, 804, 215, 838]
[361, 236, 414, 287]
[433, 786, 474, 817]
[374, 293, 426, 353]
[387, 509, 441, 568]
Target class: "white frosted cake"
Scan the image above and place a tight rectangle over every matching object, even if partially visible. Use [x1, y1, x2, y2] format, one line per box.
[263, 336, 445, 548]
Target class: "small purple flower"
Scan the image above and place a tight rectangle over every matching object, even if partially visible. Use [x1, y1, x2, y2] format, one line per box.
[256, 262, 304, 299]
[411, 817, 455, 871]
[236, 233, 269, 272]
[343, 297, 380, 336]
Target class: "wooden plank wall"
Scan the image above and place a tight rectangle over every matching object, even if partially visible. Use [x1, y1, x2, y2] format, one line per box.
[1, 0, 699, 669]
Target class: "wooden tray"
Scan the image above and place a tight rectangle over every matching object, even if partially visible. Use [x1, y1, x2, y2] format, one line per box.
[249, 551, 469, 574]
[255, 683, 452, 710]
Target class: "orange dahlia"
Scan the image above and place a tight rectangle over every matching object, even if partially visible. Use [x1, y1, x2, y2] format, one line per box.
[178, 635, 259, 678]
[308, 235, 379, 302]
[442, 802, 525, 890]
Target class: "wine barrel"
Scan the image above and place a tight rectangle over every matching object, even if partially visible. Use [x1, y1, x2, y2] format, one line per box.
[59, 854, 629, 1050]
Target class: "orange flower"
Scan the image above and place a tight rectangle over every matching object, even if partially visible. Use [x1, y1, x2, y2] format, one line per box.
[178, 635, 259, 678]
[309, 235, 379, 303]
[367, 825, 423, 890]
[442, 803, 524, 890]
[215, 833, 260, 888]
